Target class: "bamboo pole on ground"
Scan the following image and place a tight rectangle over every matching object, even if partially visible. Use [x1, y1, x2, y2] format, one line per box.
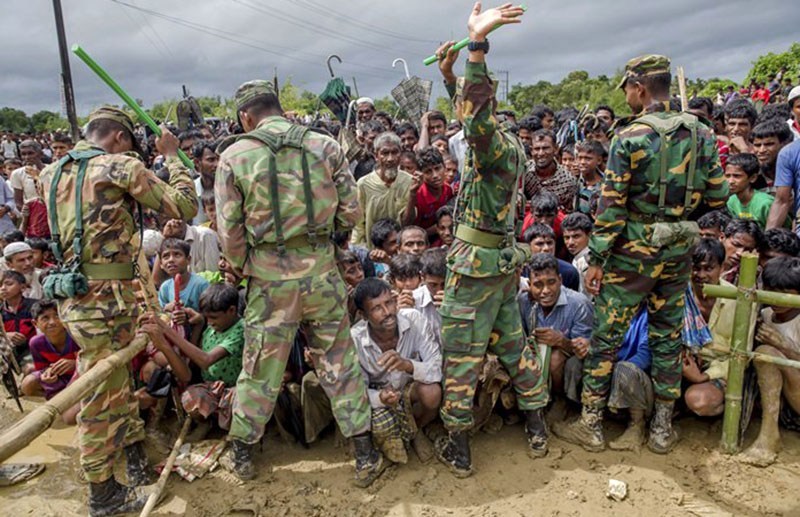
[139, 417, 191, 517]
[0, 334, 148, 463]
[720, 253, 758, 453]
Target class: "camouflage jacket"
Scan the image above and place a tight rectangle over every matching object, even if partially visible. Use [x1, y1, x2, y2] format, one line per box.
[588, 102, 728, 266]
[448, 61, 527, 278]
[39, 140, 198, 320]
[216, 116, 361, 281]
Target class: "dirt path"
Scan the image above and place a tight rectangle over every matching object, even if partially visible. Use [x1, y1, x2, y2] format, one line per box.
[2, 398, 799, 516]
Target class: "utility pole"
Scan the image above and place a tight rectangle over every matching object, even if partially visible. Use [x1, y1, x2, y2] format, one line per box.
[52, 0, 80, 141]
[496, 70, 510, 102]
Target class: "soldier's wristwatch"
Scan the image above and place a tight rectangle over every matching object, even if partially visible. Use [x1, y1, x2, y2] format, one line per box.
[467, 39, 490, 54]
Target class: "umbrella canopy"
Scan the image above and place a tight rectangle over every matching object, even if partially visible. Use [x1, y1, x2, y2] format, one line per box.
[390, 59, 432, 127]
[319, 55, 352, 124]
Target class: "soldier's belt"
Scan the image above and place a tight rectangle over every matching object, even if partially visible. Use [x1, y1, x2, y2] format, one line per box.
[628, 212, 670, 224]
[455, 225, 506, 248]
[80, 263, 136, 281]
[255, 233, 331, 251]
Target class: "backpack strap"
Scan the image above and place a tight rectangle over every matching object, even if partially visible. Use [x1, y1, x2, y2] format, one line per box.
[48, 149, 106, 264]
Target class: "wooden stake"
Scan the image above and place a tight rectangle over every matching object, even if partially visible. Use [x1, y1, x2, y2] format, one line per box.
[139, 417, 191, 517]
[720, 253, 758, 453]
[677, 66, 688, 112]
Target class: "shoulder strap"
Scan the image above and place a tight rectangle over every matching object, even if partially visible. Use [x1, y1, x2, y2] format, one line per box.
[48, 149, 105, 264]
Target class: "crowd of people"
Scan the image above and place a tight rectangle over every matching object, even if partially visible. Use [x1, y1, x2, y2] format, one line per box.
[3, 4, 800, 515]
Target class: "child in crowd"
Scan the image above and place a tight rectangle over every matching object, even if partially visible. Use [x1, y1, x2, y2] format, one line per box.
[158, 238, 211, 318]
[26, 238, 53, 269]
[573, 140, 606, 216]
[443, 156, 458, 188]
[518, 253, 592, 403]
[369, 218, 401, 279]
[389, 253, 421, 310]
[724, 153, 787, 228]
[697, 210, 732, 240]
[337, 249, 366, 323]
[740, 256, 800, 467]
[522, 223, 580, 292]
[142, 284, 245, 437]
[432, 205, 454, 248]
[0, 270, 36, 372]
[413, 148, 454, 233]
[721, 219, 764, 283]
[560, 143, 578, 178]
[760, 228, 800, 267]
[431, 134, 450, 159]
[400, 151, 419, 174]
[20, 300, 78, 400]
[561, 212, 593, 297]
[199, 191, 217, 232]
[410, 247, 446, 347]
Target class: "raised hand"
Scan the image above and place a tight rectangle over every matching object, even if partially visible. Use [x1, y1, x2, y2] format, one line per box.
[468, 2, 524, 41]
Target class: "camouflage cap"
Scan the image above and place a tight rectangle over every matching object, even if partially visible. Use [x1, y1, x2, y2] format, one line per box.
[234, 80, 277, 111]
[87, 106, 144, 158]
[617, 54, 671, 89]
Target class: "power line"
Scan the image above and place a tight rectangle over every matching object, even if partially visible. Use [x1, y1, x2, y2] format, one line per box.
[115, 1, 171, 58]
[108, 0, 399, 80]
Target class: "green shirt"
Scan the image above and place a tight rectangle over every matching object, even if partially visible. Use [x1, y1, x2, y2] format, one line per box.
[201, 319, 244, 386]
[726, 190, 789, 228]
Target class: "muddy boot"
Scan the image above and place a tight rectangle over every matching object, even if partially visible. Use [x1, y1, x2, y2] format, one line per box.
[609, 409, 646, 452]
[88, 477, 149, 517]
[124, 441, 153, 487]
[352, 433, 387, 488]
[229, 440, 256, 481]
[435, 431, 473, 478]
[647, 400, 678, 454]
[525, 409, 548, 459]
[552, 406, 605, 452]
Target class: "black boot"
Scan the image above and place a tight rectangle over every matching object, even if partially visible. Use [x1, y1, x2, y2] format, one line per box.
[352, 433, 387, 488]
[435, 431, 472, 478]
[525, 409, 548, 459]
[647, 400, 678, 454]
[124, 441, 153, 486]
[229, 440, 256, 481]
[88, 477, 149, 517]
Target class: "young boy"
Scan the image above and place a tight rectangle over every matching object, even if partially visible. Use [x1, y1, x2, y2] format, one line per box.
[369, 218, 401, 279]
[337, 249, 366, 323]
[143, 284, 245, 435]
[389, 253, 421, 311]
[0, 270, 36, 372]
[26, 238, 53, 269]
[573, 140, 606, 216]
[522, 223, 580, 292]
[199, 191, 217, 232]
[518, 253, 592, 403]
[697, 209, 732, 240]
[412, 148, 454, 232]
[561, 212, 593, 297]
[158, 238, 211, 316]
[740, 256, 800, 467]
[431, 206, 454, 248]
[725, 153, 786, 228]
[721, 219, 764, 284]
[761, 228, 800, 267]
[412, 247, 446, 348]
[20, 300, 78, 400]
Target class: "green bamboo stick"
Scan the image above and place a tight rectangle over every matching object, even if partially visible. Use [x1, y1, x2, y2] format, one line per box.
[422, 5, 527, 66]
[720, 253, 758, 454]
[706, 344, 800, 370]
[71, 45, 194, 170]
[703, 284, 800, 309]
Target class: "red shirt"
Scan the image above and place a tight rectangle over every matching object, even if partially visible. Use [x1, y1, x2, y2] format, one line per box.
[751, 88, 770, 104]
[415, 183, 453, 230]
[26, 198, 50, 239]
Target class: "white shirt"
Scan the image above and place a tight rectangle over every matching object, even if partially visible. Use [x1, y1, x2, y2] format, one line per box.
[1, 140, 17, 159]
[193, 177, 211, 225]
[351, 308, 442, 409]
[10, 167, 39, 203]
[448, 129, 468, 175]
[413, 285, 441, 350]
[184, 225, 220, 273]
[572, 247, 591, 298]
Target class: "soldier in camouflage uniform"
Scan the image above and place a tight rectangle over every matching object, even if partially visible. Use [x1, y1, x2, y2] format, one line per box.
[553, 55, 728, 454]
[39, 107, 198, 516]
[434, 4, 548, 478]
[216, 80, 386, 487]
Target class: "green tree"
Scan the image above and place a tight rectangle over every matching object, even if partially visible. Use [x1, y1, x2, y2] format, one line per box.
[30, 110, 69, 132]
[747, 43, 800, 84]
[508, 71, 628, 119]
[0, 107, 30, 133]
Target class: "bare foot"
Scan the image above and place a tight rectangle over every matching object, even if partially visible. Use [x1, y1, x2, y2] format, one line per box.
[739, 440, 779, 467]
[608, 421, 645, 452]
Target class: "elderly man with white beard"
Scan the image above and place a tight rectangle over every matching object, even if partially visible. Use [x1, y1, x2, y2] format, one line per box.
[352, 132, 418, 247]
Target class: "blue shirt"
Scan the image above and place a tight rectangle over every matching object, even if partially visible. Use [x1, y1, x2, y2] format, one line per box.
[158, 273, 210, 311]
[616, 306, 652, 372]
[518, 286, 593, 339]
[522, 258, 580, 292]
[774, 140, 800, 234]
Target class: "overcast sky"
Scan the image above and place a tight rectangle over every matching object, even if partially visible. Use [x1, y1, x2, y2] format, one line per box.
[2, 0, 797, 115]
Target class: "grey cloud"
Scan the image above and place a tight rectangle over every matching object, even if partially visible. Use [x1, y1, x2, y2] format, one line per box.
[1, 0, 796, 115]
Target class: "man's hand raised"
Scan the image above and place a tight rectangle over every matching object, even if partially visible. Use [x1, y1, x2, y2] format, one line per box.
[468, 2, 524, 41]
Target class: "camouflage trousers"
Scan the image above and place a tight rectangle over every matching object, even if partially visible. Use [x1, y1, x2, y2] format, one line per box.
[582, 253, 688, 409]
[229, 269, 371, 445]
[64, 316, 146, 484]
[439, 272, 547, 432]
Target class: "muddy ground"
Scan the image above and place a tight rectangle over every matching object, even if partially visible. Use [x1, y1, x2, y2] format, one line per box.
[1, 396, 799, 517]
